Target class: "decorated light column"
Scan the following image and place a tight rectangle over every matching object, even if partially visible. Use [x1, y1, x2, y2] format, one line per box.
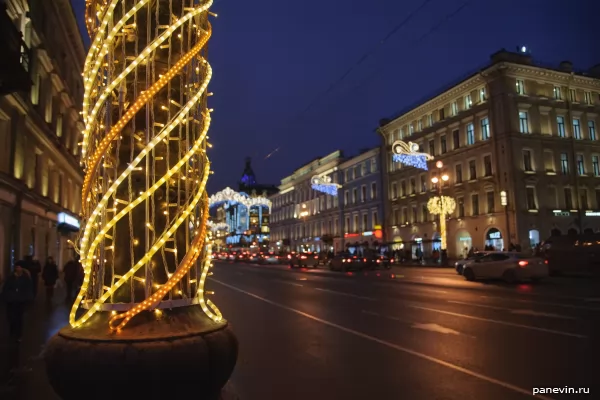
[44, 2, 237, 399]
[427, 161, 455, 261]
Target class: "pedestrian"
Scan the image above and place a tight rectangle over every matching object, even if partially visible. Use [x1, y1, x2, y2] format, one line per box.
[42, 256, 59, 302]
[63, 257, 80, 301]
[1, 264, 33, 342]
[21, 255, 41, 298]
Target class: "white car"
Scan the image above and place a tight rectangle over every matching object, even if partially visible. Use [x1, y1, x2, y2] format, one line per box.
[462, 252, 548, 283]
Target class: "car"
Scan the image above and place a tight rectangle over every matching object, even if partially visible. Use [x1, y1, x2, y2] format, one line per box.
[227, 252, 237, 261]
[370, 255, 393, 270]
[290, 252, 319, 268]
[455, 251, 498, 275]
[462, 252, 549, 283]
[328, 253, 367, 271]
[258, 252, 280, 265]
[246, 253, 260, 263]
[217, 252, 228, 261]
[234, 252, 248, 262]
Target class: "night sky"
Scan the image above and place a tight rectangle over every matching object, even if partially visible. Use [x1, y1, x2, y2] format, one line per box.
[71, 0, 598, 193]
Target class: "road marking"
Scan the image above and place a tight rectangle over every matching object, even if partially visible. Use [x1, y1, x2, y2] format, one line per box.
[315, 288, 376, 301]
[411, 306, 586, 339]
[448, 301, 577, 320]
[270, 279, 304, 288]
[412, 323, 461, 335]
[362, 310, 402, 321]
[211, 279, 554, 400]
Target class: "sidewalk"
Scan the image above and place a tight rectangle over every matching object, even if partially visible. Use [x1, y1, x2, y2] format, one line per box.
[0, 283, 67, 400]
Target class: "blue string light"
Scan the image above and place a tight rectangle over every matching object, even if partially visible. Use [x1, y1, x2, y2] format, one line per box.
[393, 154, 428, 170]
[312, 183, 339, 196]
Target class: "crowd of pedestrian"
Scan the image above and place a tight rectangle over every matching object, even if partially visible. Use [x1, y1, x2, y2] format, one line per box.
[1, 255, 83, 343]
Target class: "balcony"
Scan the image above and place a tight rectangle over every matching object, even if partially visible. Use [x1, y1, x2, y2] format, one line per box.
[0, 6, 32, 96]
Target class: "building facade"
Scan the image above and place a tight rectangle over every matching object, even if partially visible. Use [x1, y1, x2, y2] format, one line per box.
[379, 49, 600, 259]
[339, 148, 384, 250]
[0, 0, 85, 281]
[269, 151, 344, 253]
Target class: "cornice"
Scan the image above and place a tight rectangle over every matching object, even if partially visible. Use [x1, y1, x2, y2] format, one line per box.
[502, 63, 600, 89]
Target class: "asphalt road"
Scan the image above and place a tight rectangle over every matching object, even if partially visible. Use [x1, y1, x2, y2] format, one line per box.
[210, 261, 600, 400]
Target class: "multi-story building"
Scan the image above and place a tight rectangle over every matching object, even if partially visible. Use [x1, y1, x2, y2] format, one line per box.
[339, 147, 384, 249]
[270, 151, 343, 252]
[0, 0, 85, 280]
[378, 48, 600, 259]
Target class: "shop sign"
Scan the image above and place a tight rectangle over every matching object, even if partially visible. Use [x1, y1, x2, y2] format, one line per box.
[585, 211, 600, 217]
[344, 233, 360, 238]
[553, 210, 570, 217]
[374, 229, 383, 239]
[58, 212, 80, 229]
[363, 231, 373, 236]
[488, 231, 501, 239]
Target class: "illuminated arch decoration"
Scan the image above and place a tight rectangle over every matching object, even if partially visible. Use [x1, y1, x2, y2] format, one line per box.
[208, 187, 271, 210]
[427, 196, 456, 250]
[72, 0, 220, 332]
[391, 140, 434, 170]
[311, 175, 341, 196]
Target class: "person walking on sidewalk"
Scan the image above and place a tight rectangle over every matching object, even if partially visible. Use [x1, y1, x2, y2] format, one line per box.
[63, 256, 83, 301]
[20, 255, 41, 298]
[1, 264, 33, 342]
[42, 256, 59, 302]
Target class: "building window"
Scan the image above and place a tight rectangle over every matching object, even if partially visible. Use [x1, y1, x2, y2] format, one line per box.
[523, 150, 533, 171]
[427, 114, 433, 127]
[361, 185, 366, 202]
[361, 163, 367, 176]
[371, 158, 377, 172]
[569, 89, 577, 103]
[593, 156, 600, 177]
[557, 116, 566, 137]
[420, 204, 427, 222]
[581, 189, 589, 210]
[344, 190, 349, 205]
[439, 108, 445, 120]
[589, 120, 597, 140]
[451, 101, 459, 116]
[564, 188, 573, 209]
[576, 154, 585, 175]
[466, 123, 475, 145]
[468, 160, 477, 180]
[410, 178, 416, 195]
[471, 194, 479, 216]
[371, 182, 377, 200]
[584, 91, 593, 105]
[409, 124, 414, 135]
[417, 120, 423, 131]
[483, 155, 492, 176]
[486, 191, 495, 213]
[452, 129, 460, 149]
[516, 79, 525, 95]
[560, 153, 569, 174]
[464, 94, 472, 110]
[526, 187, 537, 210]
[553, 86, 562, 100]
[391, 183, 397, 199]
[573, 118, 581, 139]
[481, 117, 490, 140]
[519, 111, 529, 133]
[402, 208, 408, 224]
[372, 211, 378, 227]
[428, 139, 435, 156]
[548, 187, 557, 209]
[412, 207, 417, 223]
[455, 164, 463, 183]
[362, 214, 368, 231]
[440, 135, 447, 154]
[401, 181, 406, 197]
[420, 175, 427, 193]
[393, 210, 400, 225]
[479, 88, 487, 102]
[353, 188, 358, 204]
[353, 215, 359, 232]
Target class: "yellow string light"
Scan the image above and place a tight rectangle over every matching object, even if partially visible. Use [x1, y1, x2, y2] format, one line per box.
[71, 0, 220, 330]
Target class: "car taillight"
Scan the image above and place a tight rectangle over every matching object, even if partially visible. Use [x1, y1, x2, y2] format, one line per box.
[518, 261, 528, 267]
[391, 258, 395, 262]
[377, 259, 381, 263]
[544, 260, 548, 264]
[288, 255, 291, 259]
[300, 256, 307, 259]
[363, 258, 367, 262]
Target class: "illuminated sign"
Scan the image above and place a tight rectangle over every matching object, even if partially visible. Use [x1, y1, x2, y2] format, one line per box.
[585, 211, 600, 217]
[311, 175, 341, 196]
[391, 140, 433, 171]
[363, 231, 373, 236]
[58, 213, 80, 229]
[553, 210, 570, 217]
[344, 233, 360, 238]
[488, 231, 501, 239]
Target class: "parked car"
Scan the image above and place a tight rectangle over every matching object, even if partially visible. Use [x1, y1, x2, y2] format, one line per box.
[462, 252, 548, 283]
[290, 252, 319, 268]
[455, 251, 498, 275]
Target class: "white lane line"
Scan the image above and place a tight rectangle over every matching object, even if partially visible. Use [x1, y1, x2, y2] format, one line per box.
[410, 306, 587, 339]
[211, 279, 555, 400]
[362, 310, 402, 321]
[315, 288, 376, 301]
[412, 323, 461, 336]
[270, 279, 304, 288]
[448, 301, 577, 320]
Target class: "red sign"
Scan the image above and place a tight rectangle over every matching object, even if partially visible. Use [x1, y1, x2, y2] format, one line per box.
[374, 230, 383, 239]
[344, 233, 360, 238]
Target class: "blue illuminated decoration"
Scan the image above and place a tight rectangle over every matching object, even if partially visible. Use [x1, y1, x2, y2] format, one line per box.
[391, 140, 434, 171]
[311, 175, 341, 196]
[392, 154, 428, 170]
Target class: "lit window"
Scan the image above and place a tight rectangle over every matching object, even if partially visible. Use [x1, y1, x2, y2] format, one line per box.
[592, 156, 600, 177]
[573, 118, 581, 139]
[451, 101, 459, 116]
[589, 120, 597, 140]
[569, 89, 577, 102]
[409, 124, 414, 134]
[466, 123, 475, 145]
[480, 88, 487, 102]
[464, 94, 472, 109]
[417, 120, 423, 131]
[526, 187, 538, 210]
[560, 153, 569, 174]
[576, 154, 585, 175]
[557, 116, 566, 137]
[553, 86, 562, 100]
[516, 79, 525, 95]
[427, 114, 433, 126]
[519, 111, 529, 133]
[523, 150, 533, 171]
[584, 91, 593, 105]
[481, 117, 490, 140]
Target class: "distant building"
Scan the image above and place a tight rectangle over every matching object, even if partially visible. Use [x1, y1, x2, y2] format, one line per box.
[378, 48, 600, 259]
[0, 0, 85, 280]
[238, 157, 278, 197]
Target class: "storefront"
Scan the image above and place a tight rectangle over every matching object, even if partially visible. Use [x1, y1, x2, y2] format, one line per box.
[57, 212, 80, 269]
[455, 229, 472, 258]
[485, 227, 504, 250]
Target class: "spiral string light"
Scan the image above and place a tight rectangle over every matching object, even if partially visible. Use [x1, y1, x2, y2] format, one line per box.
[73, 0, 220, 331]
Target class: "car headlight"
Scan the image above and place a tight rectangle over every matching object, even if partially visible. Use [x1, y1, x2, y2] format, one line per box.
[455, 262, 459, 267]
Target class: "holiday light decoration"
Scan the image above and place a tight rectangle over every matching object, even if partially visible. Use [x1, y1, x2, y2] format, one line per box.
[311, 175, 341, 196]
[208, 187, 271, 210]
[208, 221, 229, 232]
[427, 196, 456, 250]
[391, 140, 434, 170]
[72, 0, 220, 331]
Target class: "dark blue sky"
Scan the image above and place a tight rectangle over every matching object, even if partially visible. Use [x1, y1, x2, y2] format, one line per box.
[71, 0, 598, 193]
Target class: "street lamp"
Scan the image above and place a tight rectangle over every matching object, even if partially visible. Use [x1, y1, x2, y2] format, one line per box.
[427, 161, 455, 262]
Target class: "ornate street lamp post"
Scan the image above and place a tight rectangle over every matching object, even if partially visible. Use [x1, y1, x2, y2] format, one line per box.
[427, 161, 455, 263]
[44, 2, 237, 399]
